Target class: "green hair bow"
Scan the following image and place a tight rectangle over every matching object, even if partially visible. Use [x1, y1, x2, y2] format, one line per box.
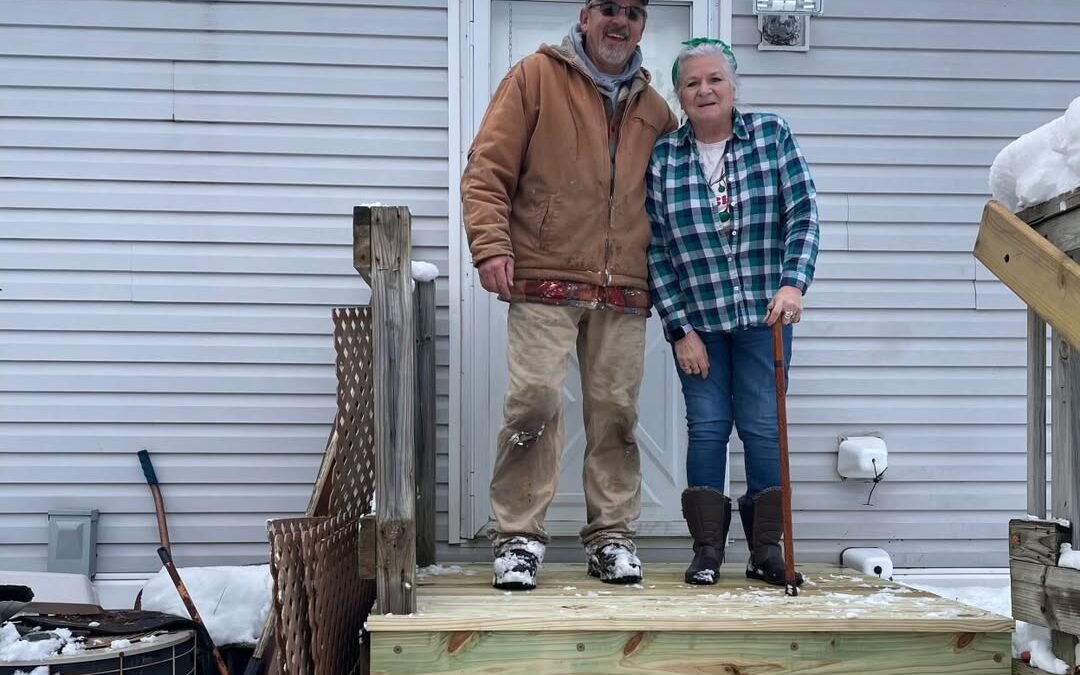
[671, 37, 737, 86]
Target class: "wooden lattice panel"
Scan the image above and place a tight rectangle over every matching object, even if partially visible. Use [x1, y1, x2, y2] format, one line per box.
[267, 307, 378, 674]
[305, 516, 376, 675]
[270, 515, 373, 675]
[269, 517, 318, 675]
[332, 306, 376, 519]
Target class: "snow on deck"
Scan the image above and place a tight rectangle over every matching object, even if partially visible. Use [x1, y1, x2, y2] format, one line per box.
[367, 563, 1013, 634]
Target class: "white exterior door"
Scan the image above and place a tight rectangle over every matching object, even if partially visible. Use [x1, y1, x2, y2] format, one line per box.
[461, 0, 714, 540]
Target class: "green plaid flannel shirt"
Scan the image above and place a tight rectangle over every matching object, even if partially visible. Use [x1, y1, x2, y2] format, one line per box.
[647, 110, 820, 336]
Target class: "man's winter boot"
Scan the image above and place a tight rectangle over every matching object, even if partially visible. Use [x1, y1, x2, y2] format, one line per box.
[492, 535, 545, 591]
[586, 539, 643, 584]
[741, 487, 803, 587]
[680, 487, 731, 585]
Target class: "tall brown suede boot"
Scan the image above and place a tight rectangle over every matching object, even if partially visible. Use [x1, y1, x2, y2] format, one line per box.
[680, 487, 731, 585]
[739, 487, 804, 587]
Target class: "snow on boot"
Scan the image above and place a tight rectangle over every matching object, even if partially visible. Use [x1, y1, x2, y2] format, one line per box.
[740, 487, 803, 587]
[586, 539, 643, 584]
[492, 535, 545, 591]
[680, 487, 731, 585]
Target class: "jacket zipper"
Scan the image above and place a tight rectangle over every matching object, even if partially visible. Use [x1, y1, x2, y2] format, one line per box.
[605, 86, 644, 288]
[604, 86, 641, 287]
[564, 55, 645, 288]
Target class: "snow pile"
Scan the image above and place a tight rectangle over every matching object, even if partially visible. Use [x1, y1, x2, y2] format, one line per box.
[140, 565, 271, 646]
[1025, 515, 1071, 528]
[0, 623, 84, 663]
[411, 261, 439, 282]
[1027, 639, 1069, 674]
[990, 95, 1080, 211]
[1059, 543, 1080, 571]
[900, 579, 1068, 668]
[13, 668, 48, 675]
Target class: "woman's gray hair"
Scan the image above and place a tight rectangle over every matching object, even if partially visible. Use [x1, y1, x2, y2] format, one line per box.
[673, 42, 739, 98]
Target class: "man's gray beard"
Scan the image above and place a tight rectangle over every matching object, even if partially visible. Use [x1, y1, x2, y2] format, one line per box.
[595, 41, 633, 70]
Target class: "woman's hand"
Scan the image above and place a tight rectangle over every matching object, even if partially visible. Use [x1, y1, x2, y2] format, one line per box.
[675, 331, 709, 379]
[766, 286, 804, 326]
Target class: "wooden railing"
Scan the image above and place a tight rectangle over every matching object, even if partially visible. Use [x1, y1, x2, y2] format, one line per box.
[976, 188, 1080, 669]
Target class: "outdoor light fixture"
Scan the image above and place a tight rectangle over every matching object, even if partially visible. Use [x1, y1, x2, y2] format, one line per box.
[754, 0, 822, 51]
[753, 0, 823, 15]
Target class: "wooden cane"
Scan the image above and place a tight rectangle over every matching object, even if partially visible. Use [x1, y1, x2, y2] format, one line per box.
[771, 321, 799, 597]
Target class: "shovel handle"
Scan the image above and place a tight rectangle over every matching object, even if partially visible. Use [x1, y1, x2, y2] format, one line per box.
[137, 449, 159, 485]
[158, 548, 230, 675]
[138, 450, 172, 552]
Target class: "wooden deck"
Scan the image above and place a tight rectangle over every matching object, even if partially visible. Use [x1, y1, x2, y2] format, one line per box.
[367, 563, 1013, 674]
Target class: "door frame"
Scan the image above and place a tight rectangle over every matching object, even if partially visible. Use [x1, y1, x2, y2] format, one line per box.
[448, 0, 730, 543]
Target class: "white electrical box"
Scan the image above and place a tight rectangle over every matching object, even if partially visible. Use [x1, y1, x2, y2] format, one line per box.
[841, 547, 893, 580]
[837, 435, 887, 479]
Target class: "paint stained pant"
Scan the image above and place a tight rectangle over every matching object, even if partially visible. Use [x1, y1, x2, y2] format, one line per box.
[490, 302, 645, 547]
[677, 324, 792, 500]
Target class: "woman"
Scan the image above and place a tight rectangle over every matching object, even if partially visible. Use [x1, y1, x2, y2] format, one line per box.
[646, 38, 819, 586]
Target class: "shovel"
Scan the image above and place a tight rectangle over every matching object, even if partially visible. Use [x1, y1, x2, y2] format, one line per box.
[138, 449, 230, 675]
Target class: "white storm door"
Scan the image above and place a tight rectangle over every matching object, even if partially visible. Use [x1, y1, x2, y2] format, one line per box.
[461, 0, 711, 539]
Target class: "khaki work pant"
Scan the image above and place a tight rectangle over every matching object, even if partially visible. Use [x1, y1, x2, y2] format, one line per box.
[490, 302, 645, 548]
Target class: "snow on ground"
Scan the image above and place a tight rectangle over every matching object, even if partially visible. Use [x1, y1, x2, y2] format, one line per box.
[899, 577, 1068, 670]
[140, 564, 271, 646]
[13, 667, 49, 675]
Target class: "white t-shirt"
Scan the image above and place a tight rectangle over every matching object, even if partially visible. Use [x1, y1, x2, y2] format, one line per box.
[696, 137, 731, 195]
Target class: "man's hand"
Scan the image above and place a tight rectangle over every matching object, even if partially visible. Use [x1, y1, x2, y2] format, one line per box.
[477, 255, 514, 298]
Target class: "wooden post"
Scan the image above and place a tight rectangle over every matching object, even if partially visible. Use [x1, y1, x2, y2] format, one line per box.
[414, 279, 437, 567]
[1028, 310, 1047, 519]
[1050, 327, 1080, 664]
[357, 205, 417, 615]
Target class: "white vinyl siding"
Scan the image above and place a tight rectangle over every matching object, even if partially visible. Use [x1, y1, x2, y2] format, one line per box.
[730, 0, 1080, 566]
[0, 0, 450, 574]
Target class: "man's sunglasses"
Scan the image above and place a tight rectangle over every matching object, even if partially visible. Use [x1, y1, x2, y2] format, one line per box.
[589, 1, 647, 22]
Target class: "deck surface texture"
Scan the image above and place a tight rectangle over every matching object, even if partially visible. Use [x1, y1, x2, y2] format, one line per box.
[366, 563, 1013, 633]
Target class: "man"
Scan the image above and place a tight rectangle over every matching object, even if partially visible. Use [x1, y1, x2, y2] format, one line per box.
[461, 0, 677, 590]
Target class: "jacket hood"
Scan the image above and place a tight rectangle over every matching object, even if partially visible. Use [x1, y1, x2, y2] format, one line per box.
[540, 36, 653, 91]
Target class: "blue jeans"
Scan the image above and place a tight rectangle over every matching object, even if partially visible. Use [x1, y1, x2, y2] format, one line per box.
[676, 324, 792, 501]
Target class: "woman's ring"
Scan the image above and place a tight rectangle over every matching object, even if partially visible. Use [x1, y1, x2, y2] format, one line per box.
[783, 310, 795, 320]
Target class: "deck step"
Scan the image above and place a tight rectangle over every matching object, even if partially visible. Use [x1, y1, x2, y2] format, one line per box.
[367, 563, 1013, 674]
